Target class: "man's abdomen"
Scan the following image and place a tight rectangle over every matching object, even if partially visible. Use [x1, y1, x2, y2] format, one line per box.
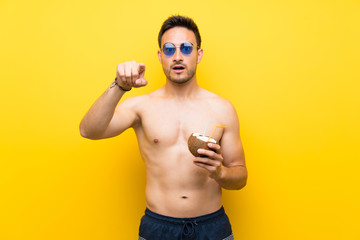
[144, 177, 222, 218]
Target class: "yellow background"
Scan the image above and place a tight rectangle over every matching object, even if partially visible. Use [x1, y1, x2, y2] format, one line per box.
[1, 0, 359, 239]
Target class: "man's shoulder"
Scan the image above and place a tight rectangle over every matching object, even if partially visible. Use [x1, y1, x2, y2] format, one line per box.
[199, 89, 238, 123]
[201, 89, 234, 108]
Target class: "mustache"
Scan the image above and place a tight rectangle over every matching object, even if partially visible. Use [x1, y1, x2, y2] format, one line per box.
[171, 63, 186, 68]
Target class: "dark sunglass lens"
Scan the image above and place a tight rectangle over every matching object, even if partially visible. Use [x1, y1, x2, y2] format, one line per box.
[180, 42, 193, 55]
[163, 43, 176, 56]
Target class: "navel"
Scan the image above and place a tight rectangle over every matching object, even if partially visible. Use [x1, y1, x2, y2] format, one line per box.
[181, 196, 188, 199]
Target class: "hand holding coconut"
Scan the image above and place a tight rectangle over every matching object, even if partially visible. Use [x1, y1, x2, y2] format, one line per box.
[116, 61, 148, 91]
[188, 124, 230, 180]
[193, 141, 225, 180]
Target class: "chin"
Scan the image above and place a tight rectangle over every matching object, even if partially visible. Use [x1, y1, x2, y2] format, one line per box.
[169, 76, 191, 84]
[168, 72, 195, 84]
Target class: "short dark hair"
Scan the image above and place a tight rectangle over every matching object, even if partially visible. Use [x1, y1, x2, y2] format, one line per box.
[158, 15, 201, 49]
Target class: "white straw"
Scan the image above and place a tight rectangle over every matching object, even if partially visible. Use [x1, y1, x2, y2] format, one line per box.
[203, 120, 215, 136]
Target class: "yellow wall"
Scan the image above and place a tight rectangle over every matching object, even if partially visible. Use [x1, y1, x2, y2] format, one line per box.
[1, 0, 359, 239]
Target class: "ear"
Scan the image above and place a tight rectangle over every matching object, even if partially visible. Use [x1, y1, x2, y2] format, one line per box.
[197, 48, 203, 64]
[157, 50, 162, 63]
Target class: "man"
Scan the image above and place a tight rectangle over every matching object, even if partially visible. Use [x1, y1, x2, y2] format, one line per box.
[80, 15, 247, 240]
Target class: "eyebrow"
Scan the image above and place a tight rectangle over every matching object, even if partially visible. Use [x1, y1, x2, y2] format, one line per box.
[163, 42, 194, 45]
[162, 42, 197, 49]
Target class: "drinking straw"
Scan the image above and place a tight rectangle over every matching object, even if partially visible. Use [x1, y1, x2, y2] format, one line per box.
[203, 120, 215, 136]
[207, 126, 230, 141]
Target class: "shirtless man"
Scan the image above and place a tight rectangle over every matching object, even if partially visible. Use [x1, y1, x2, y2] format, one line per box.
[80, 15, 247, 240]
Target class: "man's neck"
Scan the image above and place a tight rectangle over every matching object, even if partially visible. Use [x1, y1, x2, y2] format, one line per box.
[163, 77, 201, 99]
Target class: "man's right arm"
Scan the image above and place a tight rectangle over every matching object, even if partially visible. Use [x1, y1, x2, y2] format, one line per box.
[79, 61, 147, 140]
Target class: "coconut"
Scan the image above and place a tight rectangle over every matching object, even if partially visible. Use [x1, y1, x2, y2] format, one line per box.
[188, 133, 217, 157]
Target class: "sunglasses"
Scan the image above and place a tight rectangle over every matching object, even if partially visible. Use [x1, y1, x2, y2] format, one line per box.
[162, 42, 199, 56]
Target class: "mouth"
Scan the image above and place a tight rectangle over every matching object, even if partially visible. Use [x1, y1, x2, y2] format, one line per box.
[172, 65, 185, 73]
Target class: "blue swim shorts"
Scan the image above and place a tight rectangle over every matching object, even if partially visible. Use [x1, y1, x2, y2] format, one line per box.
[138, 206, 234, 240]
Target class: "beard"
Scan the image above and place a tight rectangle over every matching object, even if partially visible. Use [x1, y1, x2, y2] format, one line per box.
[163, 63, 197, 84]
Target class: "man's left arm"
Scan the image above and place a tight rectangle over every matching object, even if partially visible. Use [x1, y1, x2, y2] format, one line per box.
[193, 102, 247, 190]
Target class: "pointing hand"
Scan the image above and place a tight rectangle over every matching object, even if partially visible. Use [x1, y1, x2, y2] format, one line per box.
[116, 61, 148, 91]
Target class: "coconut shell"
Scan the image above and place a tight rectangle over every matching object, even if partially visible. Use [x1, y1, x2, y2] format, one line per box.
[188, 133, 216, 157]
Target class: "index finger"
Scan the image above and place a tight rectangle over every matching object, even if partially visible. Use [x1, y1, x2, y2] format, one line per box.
[138, 63, 145, 73]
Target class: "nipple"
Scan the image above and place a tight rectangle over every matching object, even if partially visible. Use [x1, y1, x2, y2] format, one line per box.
[153, 139, 159, 143]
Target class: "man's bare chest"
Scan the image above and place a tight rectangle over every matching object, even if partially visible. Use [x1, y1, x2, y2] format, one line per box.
[138, 101, 224, 146]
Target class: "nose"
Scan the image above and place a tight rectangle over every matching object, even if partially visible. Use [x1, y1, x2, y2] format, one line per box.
[173, 48, 184, 62]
